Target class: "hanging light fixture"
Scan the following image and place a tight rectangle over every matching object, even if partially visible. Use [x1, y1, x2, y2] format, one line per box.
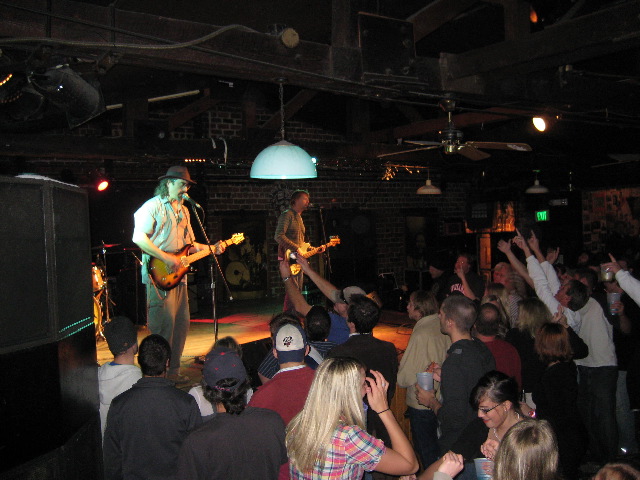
[525, 170, 549, 194]
[417, 169, 441, 195]
[250, 80, 317, 179]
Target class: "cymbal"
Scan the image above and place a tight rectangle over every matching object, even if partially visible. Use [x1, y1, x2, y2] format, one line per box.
[92, 243, 121, 250]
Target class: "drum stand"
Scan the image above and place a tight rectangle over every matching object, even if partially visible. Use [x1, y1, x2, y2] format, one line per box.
[94, 242, 116, 340]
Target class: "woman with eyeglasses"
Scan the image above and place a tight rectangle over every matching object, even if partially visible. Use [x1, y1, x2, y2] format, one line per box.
[417, 371, 526, 480]
[533, 322, 588, 480]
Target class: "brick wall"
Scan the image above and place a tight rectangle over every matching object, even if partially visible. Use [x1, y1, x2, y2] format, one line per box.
[14, 99, 471, 302]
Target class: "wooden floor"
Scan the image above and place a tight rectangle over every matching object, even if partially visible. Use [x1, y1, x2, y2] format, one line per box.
[95, 296, 414, 389]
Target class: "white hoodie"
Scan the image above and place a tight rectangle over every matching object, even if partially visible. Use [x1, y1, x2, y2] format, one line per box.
[98, 362, 142, 439]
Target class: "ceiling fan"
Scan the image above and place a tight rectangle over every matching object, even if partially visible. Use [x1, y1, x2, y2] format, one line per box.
[378, 99, 532, 161]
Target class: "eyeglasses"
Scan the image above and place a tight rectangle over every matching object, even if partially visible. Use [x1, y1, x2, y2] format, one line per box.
[478, 403, 502, 415]
[174, 181, 191, 190]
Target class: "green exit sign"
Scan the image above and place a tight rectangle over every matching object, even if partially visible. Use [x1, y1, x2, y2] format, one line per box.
[536, 210, 550, 222]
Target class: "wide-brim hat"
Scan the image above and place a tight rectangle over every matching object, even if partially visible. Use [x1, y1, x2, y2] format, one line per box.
[158, 165, 196, 185]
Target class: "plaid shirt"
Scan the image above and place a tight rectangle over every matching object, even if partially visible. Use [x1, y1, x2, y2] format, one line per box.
[289, 424, 385, 480]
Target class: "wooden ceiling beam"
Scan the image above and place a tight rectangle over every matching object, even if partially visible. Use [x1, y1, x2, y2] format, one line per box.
[166, 91, 221, 132]
[259, 89, 318, 131]
[442, 0, 640, 81]
[408, 0, 478, 43]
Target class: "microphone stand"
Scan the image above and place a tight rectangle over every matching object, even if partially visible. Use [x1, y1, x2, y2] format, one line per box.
[186, 199, 233, 344]
[318, 206, 333, 281]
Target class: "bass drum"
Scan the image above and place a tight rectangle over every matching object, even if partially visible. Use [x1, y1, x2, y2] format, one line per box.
[93, 296, 103, 339]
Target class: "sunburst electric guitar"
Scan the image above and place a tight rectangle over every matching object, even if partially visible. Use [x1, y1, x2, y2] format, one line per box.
[149, 233, 244, 290]
[285, 236, 340, 275]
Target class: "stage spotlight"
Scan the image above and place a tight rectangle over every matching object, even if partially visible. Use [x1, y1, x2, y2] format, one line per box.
[90, 170, 110, 192]
[31, 65, 105, 128]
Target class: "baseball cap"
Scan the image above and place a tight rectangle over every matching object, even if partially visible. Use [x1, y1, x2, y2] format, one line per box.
[330, 286, 366, 305]
[274, 323, 308, 364]
[203, 348, 247, 389]
[103, 316, 137, 356]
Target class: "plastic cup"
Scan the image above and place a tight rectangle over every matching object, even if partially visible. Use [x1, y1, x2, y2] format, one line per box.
[607, 292, 622, 315]
[474, 457, 494, 480]
[416, 371, 434, 391]
[600, 265, 614, 282]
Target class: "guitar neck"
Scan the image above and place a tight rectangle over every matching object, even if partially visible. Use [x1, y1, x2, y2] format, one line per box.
[184, 239, 235, 264]
[302, 242, 330, 259]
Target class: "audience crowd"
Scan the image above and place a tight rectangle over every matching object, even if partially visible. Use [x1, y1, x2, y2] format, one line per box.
[98, 230, 640, 480]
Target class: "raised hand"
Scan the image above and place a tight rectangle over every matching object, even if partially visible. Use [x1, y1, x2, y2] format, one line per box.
[295, 253, 312, 273]
[527, 230, 540, 252]
[366, 370, 390, 414]
[512, 229, 526, 251]
[552, 305, 568, 327]
[497, 239, 512, 254]
[601, 253, 622, 274]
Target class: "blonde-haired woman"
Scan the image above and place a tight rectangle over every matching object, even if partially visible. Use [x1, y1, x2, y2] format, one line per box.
[493, 419, 561, 480]
[286, 356, 418, 479]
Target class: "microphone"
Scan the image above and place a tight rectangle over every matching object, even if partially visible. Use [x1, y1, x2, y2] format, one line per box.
[307, 203, 315, 208]
[182, 193, 202, 209]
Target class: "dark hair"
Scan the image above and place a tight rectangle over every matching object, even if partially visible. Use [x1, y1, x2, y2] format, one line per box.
[457, 252, 475, 265]
[410, 290, 438, 317]
[153, 178, 180, 197]
[347, 294, 380, 333]
[441, 295, 477, 332]
[213, 336, 242, 358]
[470, 370, 521, 414]
[565, 279, 589, 311]
[203, 378, 250, 415]
[269, 312, 301, 338]
[475, 303, 501, 337]
[290, 189, 309, 206]
[305, 305, 331, 341]
[535, 323, 573, 364]
[574, 268, 598, 292]
[138, 334, 171, 376]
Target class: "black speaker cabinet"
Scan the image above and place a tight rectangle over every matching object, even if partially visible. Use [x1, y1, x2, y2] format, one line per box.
[0, 176, 100, 479]
[324, 209, 377, 287]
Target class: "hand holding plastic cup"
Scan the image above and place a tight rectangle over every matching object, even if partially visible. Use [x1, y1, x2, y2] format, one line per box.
[607, 292, 622, 315]
[474, 457, 494, 480]
[416, 371, 434, 391]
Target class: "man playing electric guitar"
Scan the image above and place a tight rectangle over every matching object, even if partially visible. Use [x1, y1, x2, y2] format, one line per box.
[132, 166, 225, 384]
[274, 189, 324, 312]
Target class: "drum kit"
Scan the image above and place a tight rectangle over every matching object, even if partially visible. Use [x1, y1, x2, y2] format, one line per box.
[92, 242, 129, 340]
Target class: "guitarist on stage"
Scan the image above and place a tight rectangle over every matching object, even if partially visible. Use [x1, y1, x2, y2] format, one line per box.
[274, 189, 324, 312]
[132, 166, 225, 384]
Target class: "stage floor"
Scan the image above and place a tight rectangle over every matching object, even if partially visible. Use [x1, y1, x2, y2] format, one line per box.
[96, 296, 414, 390]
